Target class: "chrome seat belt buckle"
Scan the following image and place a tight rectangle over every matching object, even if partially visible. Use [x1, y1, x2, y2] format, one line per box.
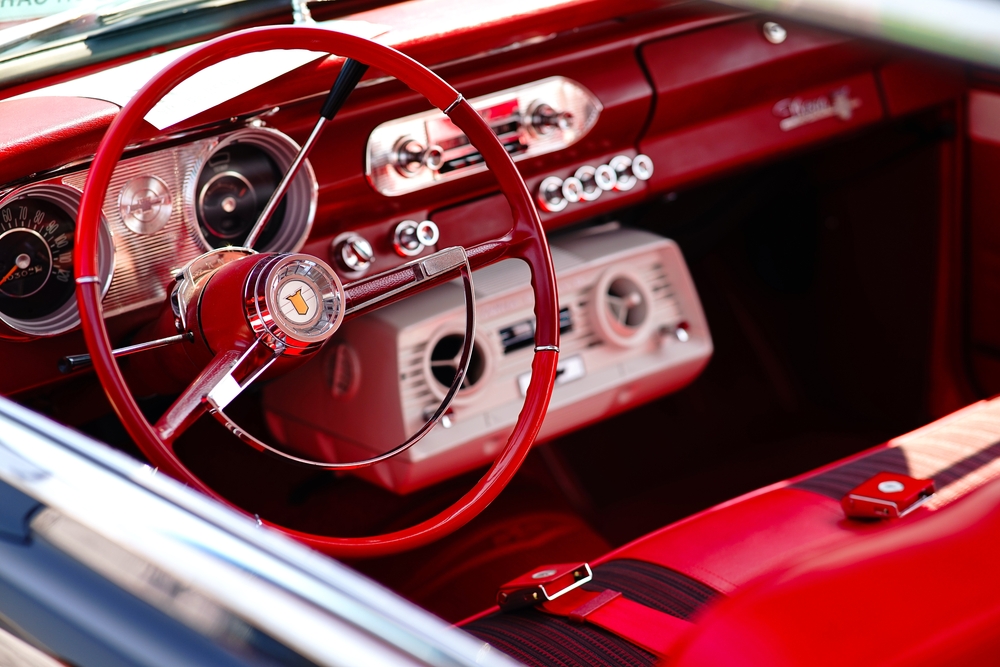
[497, 563, 593, 612]
[842, 471, 935, 519]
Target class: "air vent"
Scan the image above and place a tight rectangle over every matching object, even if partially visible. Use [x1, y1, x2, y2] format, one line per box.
[606, 277, 649, 329]
[591, 271, 655, 348]
[429, 334, 487, 392]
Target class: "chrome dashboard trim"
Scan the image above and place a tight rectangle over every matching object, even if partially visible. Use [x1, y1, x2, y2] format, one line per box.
[366, 76, 602, 197]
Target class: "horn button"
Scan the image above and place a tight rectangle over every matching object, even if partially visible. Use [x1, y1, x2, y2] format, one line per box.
[245, 253, 344, 353]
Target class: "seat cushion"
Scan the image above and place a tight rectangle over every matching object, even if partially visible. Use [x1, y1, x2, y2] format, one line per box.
[462, 397, 1000, 664]
[595, 396, 1000, 593]
[669, 469, 1000, 667]
[465, 559, 720, 667]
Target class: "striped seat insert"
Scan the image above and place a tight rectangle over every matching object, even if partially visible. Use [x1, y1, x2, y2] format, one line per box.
[794, 398, 1000, 509]
[464, 559, 720, 667]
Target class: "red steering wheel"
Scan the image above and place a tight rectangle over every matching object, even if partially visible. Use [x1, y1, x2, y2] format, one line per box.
[75, 26, 560, 558]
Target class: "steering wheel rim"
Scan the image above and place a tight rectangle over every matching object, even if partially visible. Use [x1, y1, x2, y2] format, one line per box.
[75, 26, 560, 558]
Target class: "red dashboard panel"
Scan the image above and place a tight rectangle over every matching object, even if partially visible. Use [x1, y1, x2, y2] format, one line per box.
[639, 19, 885, 193]
[641, 72, 884, 192]
[0, 97, 118, 187]
[640, 18, 877, 137]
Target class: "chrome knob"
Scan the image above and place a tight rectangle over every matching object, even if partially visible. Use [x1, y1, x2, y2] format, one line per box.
[608, 156, 637, 191]
[574, 165, 603, 201]
[335, 234, 374, 272]
[632, 154, 654, 181]
[415, 219, 440, 246]
[394, 219, 439, 257]
[762, 21, 787, 44]
[393, 137, 444, 176]
[607, 154, 654, 192]
[562, 176, 584, 204]
[528, 102, 573, 136]
[594, 164, 618, 191]
[537, 176, 568, 212]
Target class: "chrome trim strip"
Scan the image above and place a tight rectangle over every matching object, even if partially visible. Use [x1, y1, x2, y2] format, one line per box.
[444, 93, 464, 115]
[534, 345, 560, 353]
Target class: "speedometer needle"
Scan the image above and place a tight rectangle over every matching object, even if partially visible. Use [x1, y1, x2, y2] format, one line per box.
[0, 264, 17, 287]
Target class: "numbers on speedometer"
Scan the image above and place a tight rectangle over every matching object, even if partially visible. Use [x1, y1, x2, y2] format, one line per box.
[0, 197, 76, 320]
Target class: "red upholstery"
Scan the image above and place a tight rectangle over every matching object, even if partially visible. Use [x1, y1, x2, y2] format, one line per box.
[594, 487, 855, 594]
[466, 397, 1000, 665]
[594, 397, 1000, 595]
[670, 467, 1000, 666]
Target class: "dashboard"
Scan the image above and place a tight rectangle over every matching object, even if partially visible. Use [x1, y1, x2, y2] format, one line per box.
[0, 0, 966, 488]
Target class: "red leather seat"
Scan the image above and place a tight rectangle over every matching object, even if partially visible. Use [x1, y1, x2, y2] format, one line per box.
[464, 397, 1000, 666]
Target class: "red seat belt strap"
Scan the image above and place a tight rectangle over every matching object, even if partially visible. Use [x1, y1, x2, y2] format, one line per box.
[541, 587, 692, 656]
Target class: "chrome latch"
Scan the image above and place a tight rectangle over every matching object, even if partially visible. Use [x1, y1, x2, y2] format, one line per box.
[497, 563, 593, 612]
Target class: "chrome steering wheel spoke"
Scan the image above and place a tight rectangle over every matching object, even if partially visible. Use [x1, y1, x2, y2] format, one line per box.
[155, 337, 282, 444]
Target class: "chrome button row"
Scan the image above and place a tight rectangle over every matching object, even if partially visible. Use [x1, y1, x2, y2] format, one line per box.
[537, 154, 654, 213]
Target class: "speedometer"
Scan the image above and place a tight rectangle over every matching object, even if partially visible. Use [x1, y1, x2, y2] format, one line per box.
[0, 197, 75, 318]
[0, 185, 114, 337]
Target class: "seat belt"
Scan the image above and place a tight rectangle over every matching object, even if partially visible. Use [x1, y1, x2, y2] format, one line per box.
[497, 563, 692, 657]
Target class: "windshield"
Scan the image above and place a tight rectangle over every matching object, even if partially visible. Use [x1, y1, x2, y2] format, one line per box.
[0, 0, 297, 90]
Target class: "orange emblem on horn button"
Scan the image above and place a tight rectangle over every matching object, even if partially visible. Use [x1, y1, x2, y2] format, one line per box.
[287, 288, 309, 316]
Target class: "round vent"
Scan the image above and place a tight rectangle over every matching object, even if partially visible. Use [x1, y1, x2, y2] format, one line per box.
[591, 271, 655, 347]
[428, 334, 487, 394]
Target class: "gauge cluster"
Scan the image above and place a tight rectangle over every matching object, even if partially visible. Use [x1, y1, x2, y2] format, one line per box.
[0, 185, 114, 337]
[192, 129, 315, 252]
[0, 127, 316, 339]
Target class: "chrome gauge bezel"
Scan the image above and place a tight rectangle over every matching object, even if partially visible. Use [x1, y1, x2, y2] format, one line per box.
[0, 184, 115, 337]
[188, 127, 317, 254]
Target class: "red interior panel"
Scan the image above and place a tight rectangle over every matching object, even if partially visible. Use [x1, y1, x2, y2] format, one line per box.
[0, 97, 118, 187]
[640, 72, 884, 193]
[641, 18, 879, 137]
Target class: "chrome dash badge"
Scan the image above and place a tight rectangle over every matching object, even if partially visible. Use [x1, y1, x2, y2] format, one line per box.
[773, 86, 862, 132]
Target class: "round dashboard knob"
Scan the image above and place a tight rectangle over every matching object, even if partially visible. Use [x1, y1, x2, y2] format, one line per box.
[537, 176, 568, 212]
[574, 165, 603, 201]
[527, 102, 573, 136]
[594, 164, 618, 192]
[393, 137, 445, 176]
[335, 234, 374, 272]
[632, 154, 654, 181]
[393, 219, 439, 257]
[415, 219, 440, 247]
